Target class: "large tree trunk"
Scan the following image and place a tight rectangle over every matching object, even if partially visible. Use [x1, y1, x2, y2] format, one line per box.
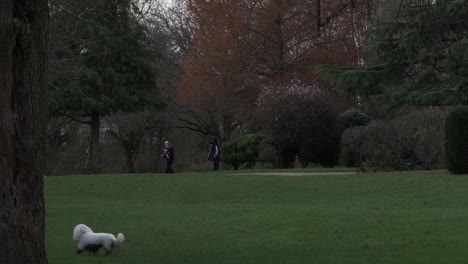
[86, 111, 100, 174]
[0, 0, 49, 263]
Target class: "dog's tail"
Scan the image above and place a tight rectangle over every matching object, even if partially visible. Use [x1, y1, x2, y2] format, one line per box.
[113, 233, 125, 249]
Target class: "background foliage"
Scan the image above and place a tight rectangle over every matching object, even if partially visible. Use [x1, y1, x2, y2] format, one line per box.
[341, 107, 451, 171]
[319, 0, 468, 106]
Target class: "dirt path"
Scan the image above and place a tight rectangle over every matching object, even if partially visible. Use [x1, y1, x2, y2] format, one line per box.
[235, 172, 356, 176]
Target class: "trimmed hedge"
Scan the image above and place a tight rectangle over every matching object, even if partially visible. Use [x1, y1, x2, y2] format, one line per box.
[445, 107, 468, 174]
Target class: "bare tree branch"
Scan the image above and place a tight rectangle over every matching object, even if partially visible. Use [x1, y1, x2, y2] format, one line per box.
[56, 110, 92, 124]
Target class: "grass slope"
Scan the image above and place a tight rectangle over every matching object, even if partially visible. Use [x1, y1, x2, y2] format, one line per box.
[45, 170, 468, 264]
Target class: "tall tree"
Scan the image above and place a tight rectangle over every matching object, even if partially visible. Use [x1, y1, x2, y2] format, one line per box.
[49, 0, 162, 173]
[0, 0, 49, 263]
[176, 0, 257, 140]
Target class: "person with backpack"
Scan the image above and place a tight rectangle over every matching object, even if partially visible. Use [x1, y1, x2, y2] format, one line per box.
[208, 138, 221, 171]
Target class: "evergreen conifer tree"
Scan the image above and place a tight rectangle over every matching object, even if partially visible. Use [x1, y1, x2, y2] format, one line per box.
[49, 0, 162, 173]
[318, 0, 468, 106]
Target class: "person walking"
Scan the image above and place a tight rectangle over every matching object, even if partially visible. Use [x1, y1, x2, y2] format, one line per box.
[208, 138, 221, 171]
[161, 141, 174, 173]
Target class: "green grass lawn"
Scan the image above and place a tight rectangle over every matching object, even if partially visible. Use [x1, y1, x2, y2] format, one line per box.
[45, 169, 468, 264]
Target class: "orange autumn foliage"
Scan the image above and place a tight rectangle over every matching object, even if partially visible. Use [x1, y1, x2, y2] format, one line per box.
[177, 0, 375, 137]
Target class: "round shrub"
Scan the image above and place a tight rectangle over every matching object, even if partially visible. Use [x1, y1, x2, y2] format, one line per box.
[445, 107, 468, 174]
[222, 134, 264, 170]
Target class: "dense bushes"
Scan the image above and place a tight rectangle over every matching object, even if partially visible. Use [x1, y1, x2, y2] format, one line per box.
[445, 107, 468, 174]
[222, 134, 264, 170]
[341, 107, 451, 171]
[255, 80, 340, 168]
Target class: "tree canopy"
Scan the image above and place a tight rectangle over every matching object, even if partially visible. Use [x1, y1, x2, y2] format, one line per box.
[49, 0, 162, 117]
[176, 0, 373, 140]
[318, 0, 468, 106]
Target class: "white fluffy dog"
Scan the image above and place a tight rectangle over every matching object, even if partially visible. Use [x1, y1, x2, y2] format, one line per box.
[73, 224, 125, 255]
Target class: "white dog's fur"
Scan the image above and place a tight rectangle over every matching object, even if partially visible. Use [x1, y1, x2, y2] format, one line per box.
[73, 224, 125, 255]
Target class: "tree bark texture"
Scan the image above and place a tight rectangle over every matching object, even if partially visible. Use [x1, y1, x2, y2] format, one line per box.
[0, 0, 49, 263]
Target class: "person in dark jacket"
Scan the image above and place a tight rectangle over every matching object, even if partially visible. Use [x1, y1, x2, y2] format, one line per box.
[208, 138, 221, 171]
[161, 141, 174, 173]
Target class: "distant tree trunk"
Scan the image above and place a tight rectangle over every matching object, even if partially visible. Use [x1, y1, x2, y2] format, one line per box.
[86, 111, 100, 174]
[0, 0, 49, 263]
[317, 0, 321, 35]
[126, 155, 136, 173]
[122, 136, 143, 173]
[275, 148, 296, 169]
[270, 6, 286, 78]
[222, 115, 233, 142]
